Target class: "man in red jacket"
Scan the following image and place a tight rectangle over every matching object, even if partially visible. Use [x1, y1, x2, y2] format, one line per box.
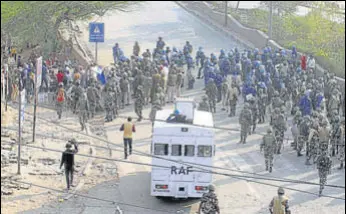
[56, 70, 64, 84]
[301, 55, 307, 71]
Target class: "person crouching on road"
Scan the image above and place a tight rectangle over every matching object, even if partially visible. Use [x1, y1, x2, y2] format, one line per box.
[60, 139, 78, 190]
[120, 117, 136, 159]
[269, 187, 291, 214]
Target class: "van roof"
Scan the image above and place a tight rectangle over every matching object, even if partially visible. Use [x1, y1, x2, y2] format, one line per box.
[153, 109, 214, 129]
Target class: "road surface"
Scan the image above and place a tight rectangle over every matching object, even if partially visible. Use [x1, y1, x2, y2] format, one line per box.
[23, 1, 345, 214]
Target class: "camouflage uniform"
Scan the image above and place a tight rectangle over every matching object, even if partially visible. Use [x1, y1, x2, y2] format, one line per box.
[120, 73, 130, 108]
[249, 98, 259, 134]
[227, 85, 238, 117]
[151, 72, 161, 102]
[297, 116, 311, 157]
[270, 108, 280, 126]
[135, 85, 145, 121]
[206, 79, 218, 113]
[71, 81, 84, 113]
[76, 93, 89, 131]
[327, 89, 340, 117]
[291, 110, 302, 150]
[143, 72, 152, 105]
[260, 128, 277, 172]
[115, 81, 121, 112]
[258, 88, 268, 123]
[86, 83, 99, 118]
[318, 121, 331, 156]
[316, 145, 332, 196]
[221, 79, 229, 111]
[104, 88, 115, 122]
[337, 118, 345, 169]
[133, 42, 140, 56]
[149, 99, 162, 125]
[198, 185, 220, 214]
[306, 121, 319, 165]
[187, 71, 195, 89]
[271, 91, 284, 112]
[239, 103, 252, 144]
[272, 111, 287, 154]
[198, 96, 210, 112]
[330, 111, 340, 157]
[154, 87, 165, 106]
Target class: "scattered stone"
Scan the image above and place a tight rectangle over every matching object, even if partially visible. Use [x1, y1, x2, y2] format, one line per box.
[1, 132, 10, 137]
[37, 158, 56, 165]
[1, 144, 14, 151]
[19, 184, 31, 190]
[9, 159, 17, 164]
[76, 141, 90, 145]
[1, 188, 13, 195]
[28, 169, 59, 176]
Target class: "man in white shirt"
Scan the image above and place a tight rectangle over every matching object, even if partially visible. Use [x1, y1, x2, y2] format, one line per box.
[307, 55, 316, 71]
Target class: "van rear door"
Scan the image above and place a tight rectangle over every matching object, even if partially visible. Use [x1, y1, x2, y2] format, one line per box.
[169, 136, 194, 182]
[195, 137, 213, 183]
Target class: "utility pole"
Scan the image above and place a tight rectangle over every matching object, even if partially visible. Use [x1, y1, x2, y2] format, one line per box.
[236, 1, 240, 11]
[268, 1, 273, 41]
[17, 74, 23, 175]
[95, 42, 98, 64]
[225, 1, 228, 26]
[32, 66, 37, 142]
[5, 64, 8, 111]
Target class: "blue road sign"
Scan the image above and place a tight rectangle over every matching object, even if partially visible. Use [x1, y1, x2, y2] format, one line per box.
[89, 22, 104, 43]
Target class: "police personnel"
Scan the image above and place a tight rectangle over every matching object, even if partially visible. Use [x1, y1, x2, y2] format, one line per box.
[269, 187, 291, 214]
[316, 143, 332, 196]
[198, 184, 220, 214]
[261, 128, 277, 173]
[198, 96, 210, 112]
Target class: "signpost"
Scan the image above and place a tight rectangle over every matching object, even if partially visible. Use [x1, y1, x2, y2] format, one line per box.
[36, 57, 42, 89]
[32, 56, 42, 142]
[89, 22, 105, 64]
[5, 64, 8, 111]
[1, 64, 9, 111]
[17, 76, 25, 175]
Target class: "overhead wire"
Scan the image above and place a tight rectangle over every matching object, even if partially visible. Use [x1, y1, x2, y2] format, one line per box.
[3, 180, 180, 213]
[2, 129, 345, 190]
[3, 103, 345, 190]
[7, 142, 345, 200]
[4, 100, 295, 140]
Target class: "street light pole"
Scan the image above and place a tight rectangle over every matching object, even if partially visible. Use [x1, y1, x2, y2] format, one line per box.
[225, 1, 228, 26]
[268, 1, 273, 40]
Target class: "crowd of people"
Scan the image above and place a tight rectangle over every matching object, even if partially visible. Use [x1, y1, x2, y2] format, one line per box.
[1, 36, 345, 214]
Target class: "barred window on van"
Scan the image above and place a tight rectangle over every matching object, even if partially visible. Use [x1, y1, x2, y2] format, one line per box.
[172, 145, 182, 156]
[197, 145, 212, 157]
[154, 144, 168, 155]
[184, 145, 195, 157]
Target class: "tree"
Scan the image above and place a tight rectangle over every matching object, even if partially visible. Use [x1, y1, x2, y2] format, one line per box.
[1, 1, 140, 56]
[260, 1, 301, 16]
